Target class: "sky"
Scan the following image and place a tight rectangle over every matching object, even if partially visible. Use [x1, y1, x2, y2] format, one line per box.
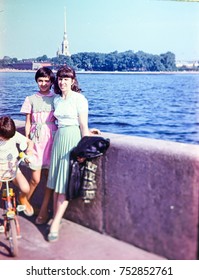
[0, 0, 199, 61]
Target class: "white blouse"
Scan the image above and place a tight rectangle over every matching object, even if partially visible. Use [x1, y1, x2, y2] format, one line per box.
[53, 90, 88, 127]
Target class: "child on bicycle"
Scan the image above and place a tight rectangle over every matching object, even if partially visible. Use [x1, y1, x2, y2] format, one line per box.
[0, 116, 34, 221]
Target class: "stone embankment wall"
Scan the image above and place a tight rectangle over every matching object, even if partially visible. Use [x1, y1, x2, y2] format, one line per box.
[16, 121, 199, 260]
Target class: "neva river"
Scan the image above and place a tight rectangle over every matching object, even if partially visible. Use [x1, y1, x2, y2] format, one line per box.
[0, 71, 199, 145]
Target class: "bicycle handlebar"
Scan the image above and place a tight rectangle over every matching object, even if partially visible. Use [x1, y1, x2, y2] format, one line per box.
[0, 152, 30, 183]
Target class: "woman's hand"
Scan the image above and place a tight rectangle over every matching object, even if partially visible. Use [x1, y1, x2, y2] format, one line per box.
[89, 128, 101, 135]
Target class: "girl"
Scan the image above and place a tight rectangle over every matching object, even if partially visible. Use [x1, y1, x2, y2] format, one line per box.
[20, 67, 57, 224]
[47, 65, 90, 242]
[0, 116, 34, 218]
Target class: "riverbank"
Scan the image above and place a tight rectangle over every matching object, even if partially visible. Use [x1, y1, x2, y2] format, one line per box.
[0, 68, 199, 74]
[0, 68, 35, 73]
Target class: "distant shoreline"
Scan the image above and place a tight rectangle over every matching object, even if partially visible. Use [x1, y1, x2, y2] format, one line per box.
[0, 68, 35, 73]
[0, 68, 199, 75]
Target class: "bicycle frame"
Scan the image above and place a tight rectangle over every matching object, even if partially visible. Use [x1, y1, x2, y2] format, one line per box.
[0, 156, 26, 257]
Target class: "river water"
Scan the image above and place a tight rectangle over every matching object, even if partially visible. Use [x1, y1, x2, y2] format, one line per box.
[0, 71, 199, 144]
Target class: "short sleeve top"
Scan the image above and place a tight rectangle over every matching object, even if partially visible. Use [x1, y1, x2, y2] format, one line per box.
[20, 91, 56, 124]
[0, 132, 27, 178]
[54, 90, 88, 127]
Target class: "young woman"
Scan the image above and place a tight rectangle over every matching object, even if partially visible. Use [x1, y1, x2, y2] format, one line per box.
[47, 65, 90, 242]
[20, 67, 57, 224]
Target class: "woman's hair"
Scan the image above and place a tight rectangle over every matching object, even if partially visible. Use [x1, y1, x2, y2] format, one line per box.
[0, 116, 16, 139]
[54, 65, 81, 95]
[35, 67, 55, 84]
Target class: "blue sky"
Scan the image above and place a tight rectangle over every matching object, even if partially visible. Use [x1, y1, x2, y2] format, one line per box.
[0, 0, 199, 61]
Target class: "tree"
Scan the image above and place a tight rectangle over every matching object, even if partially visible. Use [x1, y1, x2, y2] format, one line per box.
[36, 55, 49, 62]
[1, 50, 179, 72]
[51, 55, 74, 69]
[160, 52, 176, 71]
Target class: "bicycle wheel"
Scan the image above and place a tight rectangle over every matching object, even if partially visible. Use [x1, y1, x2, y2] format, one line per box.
[8, 219, 18, 257]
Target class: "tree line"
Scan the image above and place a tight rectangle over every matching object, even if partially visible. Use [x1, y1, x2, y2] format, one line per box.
[1, 50, 198, 71]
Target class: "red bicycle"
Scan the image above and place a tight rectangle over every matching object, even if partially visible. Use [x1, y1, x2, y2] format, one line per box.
[0, 152, 27, 257]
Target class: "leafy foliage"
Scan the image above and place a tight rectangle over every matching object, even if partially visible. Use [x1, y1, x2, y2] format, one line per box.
[0, 50, 197, 71]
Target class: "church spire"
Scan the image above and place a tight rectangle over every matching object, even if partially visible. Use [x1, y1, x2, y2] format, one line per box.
[57, 7, 70, 57]
[64, 7, 67, 34]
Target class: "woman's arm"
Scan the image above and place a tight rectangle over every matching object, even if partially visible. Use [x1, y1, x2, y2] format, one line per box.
[78, 112, 90, 138]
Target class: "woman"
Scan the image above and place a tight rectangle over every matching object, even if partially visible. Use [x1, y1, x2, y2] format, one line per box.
[47, 65, 90, 242]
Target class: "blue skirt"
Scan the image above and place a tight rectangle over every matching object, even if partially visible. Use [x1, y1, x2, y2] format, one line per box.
[47, 126, 81, 194]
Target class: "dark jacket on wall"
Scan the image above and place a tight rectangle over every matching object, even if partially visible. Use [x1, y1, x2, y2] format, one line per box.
[67, 136, 110, 202]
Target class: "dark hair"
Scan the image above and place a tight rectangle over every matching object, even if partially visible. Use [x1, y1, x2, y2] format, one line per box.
[0, 116, 16, 139]
[54, 65, 81, 95]
[35, 67, 55, 84]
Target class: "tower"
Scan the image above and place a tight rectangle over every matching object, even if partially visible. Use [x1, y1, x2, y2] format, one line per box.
[57, 7, 70, 57]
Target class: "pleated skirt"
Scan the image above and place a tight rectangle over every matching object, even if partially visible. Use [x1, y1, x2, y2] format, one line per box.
[47, 125, 81, 194]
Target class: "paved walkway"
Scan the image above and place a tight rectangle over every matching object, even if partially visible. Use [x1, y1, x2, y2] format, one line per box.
[0, 213, 165, 260]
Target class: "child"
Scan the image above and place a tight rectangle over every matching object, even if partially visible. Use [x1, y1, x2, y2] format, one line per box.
[0, 116, 34, 220]
[46, 65, 91, 242]
[20, 67, 57, 225]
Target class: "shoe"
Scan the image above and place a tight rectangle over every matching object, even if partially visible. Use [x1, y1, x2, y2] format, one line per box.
[19, 194, 34, 217]
[35, 215, 49, 225]
[47, 232, 59, 242]
[0, 225, 5, 233]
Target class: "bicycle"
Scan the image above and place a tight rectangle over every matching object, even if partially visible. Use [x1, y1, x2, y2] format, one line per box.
[0, 150, 28, 257]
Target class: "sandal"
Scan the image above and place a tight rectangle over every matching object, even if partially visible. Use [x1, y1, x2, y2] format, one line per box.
[35, 215, 49, 225]
[0, 225, 5, 233]
[24, 205, 34, 217]
[19, 194, 34, 217]
[47, 232, 59, 242]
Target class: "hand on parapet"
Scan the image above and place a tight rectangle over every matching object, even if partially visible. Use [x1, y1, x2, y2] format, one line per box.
[89, 128, 101, 135]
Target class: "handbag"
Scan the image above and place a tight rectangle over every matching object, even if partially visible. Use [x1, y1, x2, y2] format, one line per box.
[66, 159, 98, 203]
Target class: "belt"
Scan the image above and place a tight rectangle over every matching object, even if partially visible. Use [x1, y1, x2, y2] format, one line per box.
[31, 122, 54, 142]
